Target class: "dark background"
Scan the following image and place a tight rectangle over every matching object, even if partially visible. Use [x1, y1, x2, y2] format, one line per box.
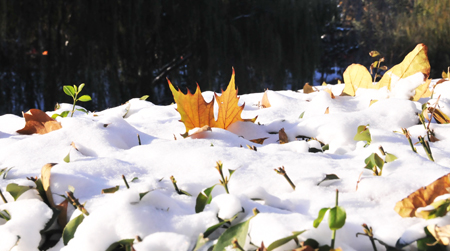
[1, 0, 449, 115]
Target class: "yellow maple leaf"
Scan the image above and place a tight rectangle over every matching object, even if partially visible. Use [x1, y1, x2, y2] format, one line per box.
[169, 69, 253, 133]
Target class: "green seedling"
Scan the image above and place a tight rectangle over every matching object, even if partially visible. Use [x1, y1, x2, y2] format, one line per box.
[6, 183, 33, 201]
[364, 153, 384, 176]
[63, 83, 92, 117]
[313, 189, 346, 249]
[317, 174, 340, 186]
[215, 161, 235, 194]
[266, 230, 306, 251]
[63, 213, 85, 245]
[356, 224, 378, 251]
[354, 125, 371, 147]
[212, 208, 259, 251]
[275, 166, 296, 190]
[170, 176, 192, 196]
[419, 136, 435, 162]
[401, 128, 417, 153]
[66, 191, 89, 216]
[203, 211, 240, 238]
[193, 234, 209, 251]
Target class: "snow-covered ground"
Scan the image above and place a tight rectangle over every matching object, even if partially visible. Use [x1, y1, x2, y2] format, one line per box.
[1, 80, 450, 251]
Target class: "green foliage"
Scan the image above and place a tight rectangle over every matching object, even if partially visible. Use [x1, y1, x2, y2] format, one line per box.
[354, 125, 371, 147]
[266, 230, 306, 251]
[63, 214, 85, 245]
[6, 183, 32, 201]
[170, 176, 192, 196]
[63, 83, 92, 117]
[203, 212, 240, 238]
[364, 153, 384, 176]
[105, 239, 135, 251]
[0, 167, 13, 179]
[195, 185, 216, 213]
[0, 210, 11, 221]
[212, 210, 258, 251]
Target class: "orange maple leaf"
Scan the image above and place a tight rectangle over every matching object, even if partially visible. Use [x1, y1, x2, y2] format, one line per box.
[169, 69, 253, 133]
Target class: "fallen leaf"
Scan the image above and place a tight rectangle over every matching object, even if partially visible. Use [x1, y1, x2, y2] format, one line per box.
[394, 173, 450, 217]
[324, 107, 329, 114]
[369, 100, 378, 106]
[168, 81, 214, 133]
[427, 224, 450, 245]
[17, 109, 62, 135]
[41, 163, 57, 208]
[188, 125, 212, 139]
[56, 199, 69, 228]
[213, 69, 246, 129]
[429, 107, 450, 124]
[169, 69, 254, 133]
[261, 91, 271, 108]
[279, 128, 288, 144]
[412, 79, 432, 101]
[250, 137, 269, 144]
[303, 83, 316, 94]
[342, 64, 374, 96]
[323, 88, 335, 99]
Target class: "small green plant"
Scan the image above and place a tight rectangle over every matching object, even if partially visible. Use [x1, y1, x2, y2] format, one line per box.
[354, 125, 371, 147]
[215, 161, 235, 194]
[356, 224, 390, 251]
[418, 136, 434, 162]
[170, 176, 192, 196]
[313, 189, 347, 249]
[63, 83, 92, 117]
[364, 147, 397, 176]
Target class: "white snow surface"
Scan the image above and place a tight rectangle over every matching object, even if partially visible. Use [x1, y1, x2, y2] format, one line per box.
[1, 81, 450, 250]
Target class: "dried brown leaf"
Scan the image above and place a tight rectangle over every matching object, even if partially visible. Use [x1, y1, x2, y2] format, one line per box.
[261, 91, 271, 108]
[249, 137, 269, 144]
[279, 128, 289, 144]
[394, 173, 450, 217]
[41, 163, 57, 208]
[427, 224, 450, 245]
[303, 83, 316, 94]
[17, 109, 62, 135]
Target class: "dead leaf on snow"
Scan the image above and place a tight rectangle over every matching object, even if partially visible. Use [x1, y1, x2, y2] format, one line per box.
[279, 128, 289, 144]
[41, 163, 57, 208]
[394, 173, 450, 217]
[250, 137, 269, 144]
[17, 109, 62, 135]
[188, 125, 212, 139]
[427, 224, 450, 245]
[261, 91, 271, 108]
[323, 88, 335, 99]
[303, 83, 316, 94]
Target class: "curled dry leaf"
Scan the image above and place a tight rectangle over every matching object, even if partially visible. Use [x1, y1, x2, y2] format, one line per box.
[428, 107, 450, 124]
[323, 88, 335, 99]
[41, 163, 57, 208]
[261, 91, 271, 108]
[394, 173, 450, 217]
[279, 128, 289, 144]
[17, 109, 62, 135]
[427, 224, 450, 245]
[303, 83, 316, 94]
[250, 137, 269, 144]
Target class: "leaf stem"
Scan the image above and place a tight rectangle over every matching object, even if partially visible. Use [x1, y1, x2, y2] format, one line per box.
[274, 166, 296, 190]
[66, 191, 89, 216]
[331, 189, 338, 249]
[0, 188, 7, 203]
[122, 175, 130, 189]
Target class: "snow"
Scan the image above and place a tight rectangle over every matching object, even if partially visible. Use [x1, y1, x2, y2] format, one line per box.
[1, 80, 450, 250]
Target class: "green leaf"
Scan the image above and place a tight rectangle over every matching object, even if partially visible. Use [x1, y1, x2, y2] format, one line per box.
[63, 86, 75, 97]
[6, 183, 32, 201]
[212, 214, 257, 251]
[102, 186, 120, 194]
[105, 239, 135, 251]
[63, 214, 85, 245]
[195, 185, 216, 213]
[267, 230, 306, 251]
[203, 212, 239, 238]
[0, 167, 13, 179]
[73, 85, 78, 93]
[317, 174, 340, 186]
[139, 191, 150, 201]
[313, 207, 330, 228]
[228, 169, 236, 177]
[35, 178, 51, 206]
[299, 111, 305, 119]
[140, 95, 149, 100]
[328, 206, 346, 230]
[75, 109, 88, 114]
[354, 125, 371, 145]
[385, 153, 398, 163]
[63, 151, 70, 163]
[131, 177, 139, 182]
[303, 238, 319, 249]
[365, 153, 384, 170]
[322, 144, 329, 151]
[51, 114, 60, 119]
[77, 95, 92, 102]
[78, 83, 85, 93]
[0, 210, 11, 221]
[193, 233, 209, 251]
